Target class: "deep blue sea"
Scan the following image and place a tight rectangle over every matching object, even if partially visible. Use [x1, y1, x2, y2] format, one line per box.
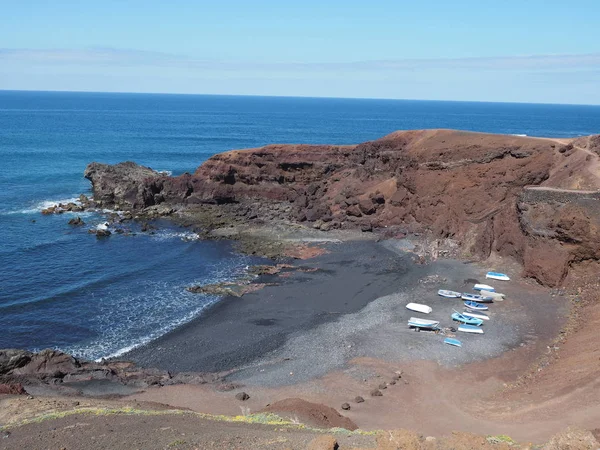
[1, 90, 599, 360]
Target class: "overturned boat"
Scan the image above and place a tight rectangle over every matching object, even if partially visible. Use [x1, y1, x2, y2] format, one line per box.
[458, 324, 484, 334]
[473, 283, 495, 292]
[406, 303, 433, 314]
[486, 271, 510, 281]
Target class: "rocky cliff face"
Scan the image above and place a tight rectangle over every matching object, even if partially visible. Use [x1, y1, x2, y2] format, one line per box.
[84, 129, 600, 286]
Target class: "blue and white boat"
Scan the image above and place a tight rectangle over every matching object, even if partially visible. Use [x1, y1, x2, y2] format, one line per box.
[451, 312, 484, 326]
[408, 317, 440, 330]
[458, 324, 484, 334]
[438, 289, 461, 298]
[486, 271, 510, 281]
[461, 293, 494, 303]
[462, 310, 490, 321]
[463, 300, 488, 311]
[473, 283, 495, 292]
[444, 338, 462, 347]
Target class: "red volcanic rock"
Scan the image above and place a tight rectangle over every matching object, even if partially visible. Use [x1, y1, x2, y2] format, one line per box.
[83, 130, 600, 286]
[0, 383, 27, 395]
[261, 398, 357, 431]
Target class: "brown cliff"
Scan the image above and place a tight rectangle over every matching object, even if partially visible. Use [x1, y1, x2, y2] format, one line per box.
[84, 129, 600, 286]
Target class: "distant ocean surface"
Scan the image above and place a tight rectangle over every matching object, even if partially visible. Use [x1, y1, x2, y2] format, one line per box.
[1, 90, 599, 361]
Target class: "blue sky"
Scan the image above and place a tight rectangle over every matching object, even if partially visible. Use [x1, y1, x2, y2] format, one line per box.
[1, 0, 599, 104]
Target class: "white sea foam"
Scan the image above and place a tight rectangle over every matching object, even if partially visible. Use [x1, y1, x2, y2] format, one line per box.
[511, 134, 528, 137]
[4, 197, 83, 215]
[151, 230, 201, 242]
[157, 170, 173, 176]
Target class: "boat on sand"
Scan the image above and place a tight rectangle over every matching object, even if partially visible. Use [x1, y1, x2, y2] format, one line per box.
[462, 310, 490, 321]
[444, 338, 462, 347]
[408, 317, 440, 329]
[406, 303, 432, 314]
[486, 271, 510, 281]
[438, 289, 461, 298]
[461, 293, 494, 303]
[458, 324, 484, 334]
[463, 300, 488, 311]
[473, 283, 495, 292]
[451, 312, 484, 326]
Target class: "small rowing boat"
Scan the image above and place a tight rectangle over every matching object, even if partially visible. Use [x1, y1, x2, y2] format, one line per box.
[473, 283, 495, 292]
[408, 317, 440, 329]
[463, 300, 488, 311]
[458, 324, 484, 334]
[486, 271, 510, 281]
[451, 312, 483, 326]
[444, 338, 462, 347]
[438, 289, 461, 298]
[462, 310, 490, 321]
[406, 303, 432, 314]
[461, 293, 494, 303]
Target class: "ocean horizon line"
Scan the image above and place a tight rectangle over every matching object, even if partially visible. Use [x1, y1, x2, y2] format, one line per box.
[2, 88, 599, 108]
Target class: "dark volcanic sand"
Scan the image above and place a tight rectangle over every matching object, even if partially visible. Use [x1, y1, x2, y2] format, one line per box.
[125, 239, 567, 386]
[125, 240, 421, 373]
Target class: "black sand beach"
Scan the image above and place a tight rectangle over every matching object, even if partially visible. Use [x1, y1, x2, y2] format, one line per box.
[125, 239, 567, 385]
[125, 240, 419, 373]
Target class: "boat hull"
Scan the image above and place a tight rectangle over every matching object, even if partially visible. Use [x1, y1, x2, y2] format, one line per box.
[486, 272, 510, 281]
[438, 290, 461, 298]
[444, 338, 462, 347]
[458, 324, 484, 334]
[406, 303, 432, 314]
[473, 284, 495, 292]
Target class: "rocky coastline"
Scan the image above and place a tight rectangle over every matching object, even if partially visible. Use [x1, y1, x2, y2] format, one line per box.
[70, 129, 600, 287]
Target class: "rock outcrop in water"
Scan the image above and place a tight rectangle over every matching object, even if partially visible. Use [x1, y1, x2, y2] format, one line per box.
[83, 129, 600, 286]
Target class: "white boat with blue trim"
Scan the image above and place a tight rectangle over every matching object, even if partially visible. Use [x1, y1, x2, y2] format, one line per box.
[408, 317, 440, 329]
[458, 324, 484, 334]
[461, 293, 494, 303]
[486, 271, 510, 281]
[473, 283, 495, 292]
[438, 289, 461, 298]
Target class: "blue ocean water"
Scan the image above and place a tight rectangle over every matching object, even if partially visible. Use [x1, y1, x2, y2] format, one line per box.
[1, 90, 599, 360]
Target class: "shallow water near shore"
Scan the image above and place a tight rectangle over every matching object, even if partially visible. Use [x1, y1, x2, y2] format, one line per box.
[0, 91, 594, 360]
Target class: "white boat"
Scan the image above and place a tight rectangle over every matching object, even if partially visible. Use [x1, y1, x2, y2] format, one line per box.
[461, 293, 494, 303]
[473, 283, 495, 292]
[486, 292, 505, 301]
[462, 310, 490, 321]
[406, 303, 432, 314]
[458, 324, 484, 334]
[408, 317, 440, 329]
[438, 289, 461, 298]
[486, 271, 510, 281]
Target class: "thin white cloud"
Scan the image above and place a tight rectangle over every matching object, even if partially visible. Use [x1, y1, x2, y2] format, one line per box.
[1, 47, 600, 72]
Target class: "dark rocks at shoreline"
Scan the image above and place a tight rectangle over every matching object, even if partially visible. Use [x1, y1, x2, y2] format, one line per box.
[0, 349, 222, 395]
[354, 396, 365, 403]
[186, 281, 271, 298]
